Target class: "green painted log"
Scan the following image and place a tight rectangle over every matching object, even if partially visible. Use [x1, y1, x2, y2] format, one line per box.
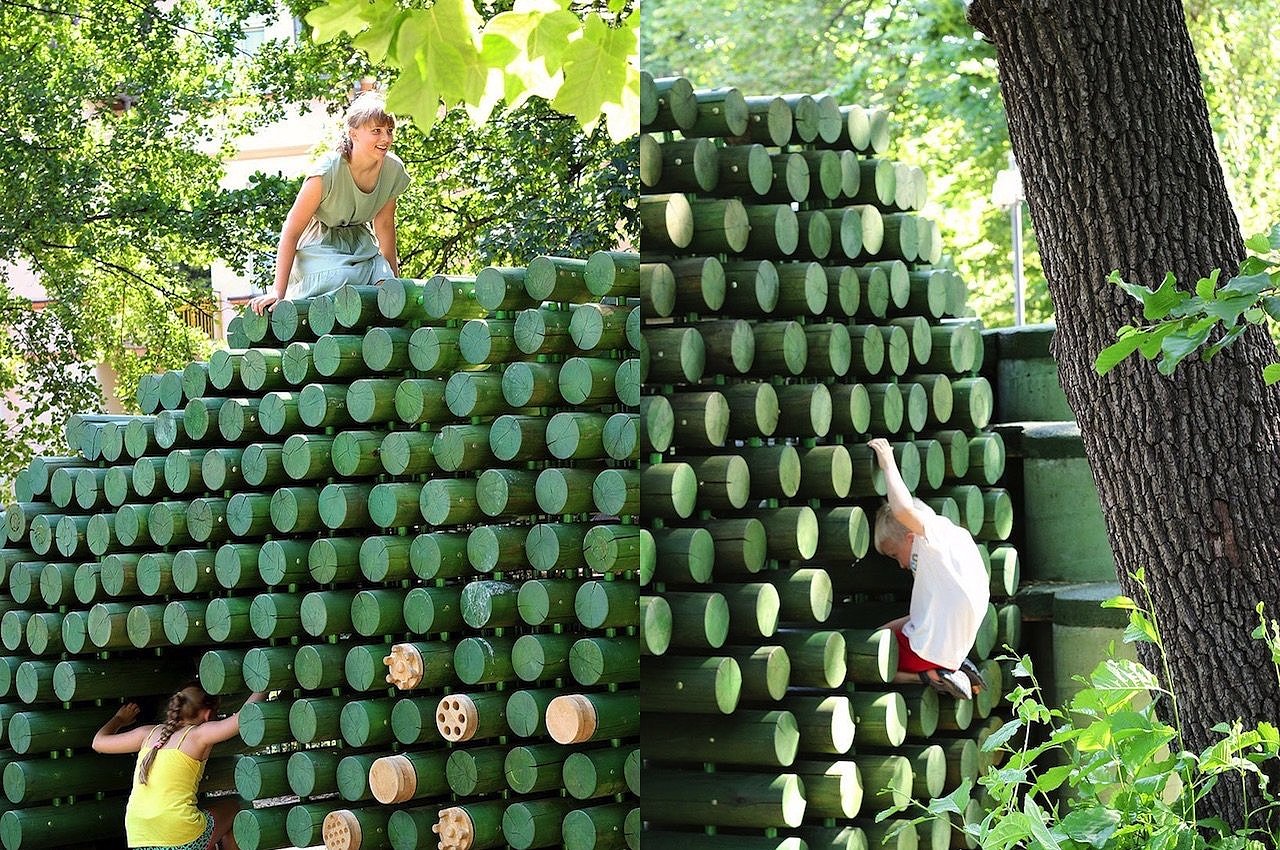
[357, 637, 445, 691]
[406, 530, 470, 580]
[590, 251, 639, 302]
[502, 743, 572, 797]
[214, 542, 264, 590]
[640, 395, 675, 455]
[348, 588, 408, 636]
[454, 634, 518, 685]
[0, 797, 128, 849]
[291, 484, 351, 532]
[895, 684, 941, 738]
[13, 659, 59, 703]
[443, 745, 509, 797]
[653, 136, 719, 193]
[499, 363, 559, 412]
[52, 657, 183, 701]
[930, 429, 971, 480]
[52, 514, 91, 558]
[720, 259, 782, 318]
[347, 377, 407, 423]
[646, 835, 810, 850]
[466, 524, 528, 573]
[243, 645, 300, 692]
[720, 582, 781, 642]
[386, 694, 447, 747]
[568, 635, 638, 687]
[593, 467, 639, 517]
[641, 767, 805, 828]
[787, 759, 863, 820]
[721, 644, 790, 702]
[792, 209, 834, 262]
[404, 328, 471, 380]
[103, 465, 140, 504]
[647, 709, 798, 771]
[338, 699, 396, 749]
[356, 326, 414, 374]
[183, 397, 231, 442]
[575, 578, 640, 629]
[217, 397, 265, 442]
[459, 579, 521, 629]
[289, 642, 351, 691]
[772, 383, 833, 439]
[926, 324, 978, 373]
[855, 753, 913, 811]
[988, 544, 1020, 597]
[473, 265, 536, 312]
[780, 695, 854, 757]
[205, 595, 257, 643]
[233, 805, 292, 850]
[296, 383, 354, 430]
[150, 499, 204, 547]
[531, 467, 595, 516]
[515, 578, 580, 628]
[698, 320, 755, 379]
[666, 256, 727, 316]
[249, 591, 305, 639]
[376, 430, 434, 476]
[502, 797, 577, 850]
[25, 611, 65, 655]
[0, 609, 33, 652]
[236, 753, 293, 801]
[668, 390, 730, 450]
[582, 523, 639, 576]
[99, 421, 127, 462]
[161, 599, 208, 646]
[848, 690, 909, 747]
[197, 447, 243, 492]
[935, 484, 985, 536]
[285, 747, 342, 798]
[682, 454, 749, 511]
[963, 431, 1006, 486]
[603, 412, 639, 463]
[170, 548, 215, 594]
[773, 566, 835, 624]
[7, 706, 107, 755]
[123, 602, 171, 649]
[419, 478, 483, 527]
[71, 563, 105, 606]
[641, 594, 671, 656]
[6, 560, 45, 606]
[238, 698, 292, 747]
[759, 150, 809, 205]
[511, 632, 576, 682]
[640, 654, 739, 715]
[48, 467, 79, 509]
[650, 526, 714, 584]
[772, 629, 846, 689]
[111, 501, 151, 547]
[415, 275, 487, 321]
[816, 505, 872, 562]
[820, 207, 864, 260]
[237, 350, 287, 396]
[254, 391, 301, 439]
[158, 369, 187, 410]
[281, 341, 325, 386]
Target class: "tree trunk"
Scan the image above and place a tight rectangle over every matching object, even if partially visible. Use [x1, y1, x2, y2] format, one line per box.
[968, 0, 1280, 827]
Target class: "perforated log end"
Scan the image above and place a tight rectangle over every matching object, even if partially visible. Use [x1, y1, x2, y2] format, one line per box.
[322, 809, 362, 850]
[384, 642, 425, 689]
[436, 693, 479, 742]
[433, 806, 475, 850]
[369, 753, 417, 804]
[546, 693, 597, 744]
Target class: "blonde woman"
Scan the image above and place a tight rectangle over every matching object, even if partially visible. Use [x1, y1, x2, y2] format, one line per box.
[249, 90, 412, 313]
[93, 684, 266, 850]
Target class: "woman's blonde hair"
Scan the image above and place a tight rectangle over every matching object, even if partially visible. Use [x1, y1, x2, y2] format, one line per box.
[337, 91, 396, 159]
[136, 685, 219, 785]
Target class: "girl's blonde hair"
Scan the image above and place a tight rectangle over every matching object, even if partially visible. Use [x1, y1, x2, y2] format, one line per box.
[136, 685, 219, 785]
[337, 91, 396, 159]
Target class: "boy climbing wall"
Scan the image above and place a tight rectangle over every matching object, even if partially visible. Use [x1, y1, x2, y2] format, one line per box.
[868, 437, 989, 699]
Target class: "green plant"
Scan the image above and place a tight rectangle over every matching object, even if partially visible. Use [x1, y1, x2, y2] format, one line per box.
[878, 568, 1280, 848]
[1094, 225, 1280, 383]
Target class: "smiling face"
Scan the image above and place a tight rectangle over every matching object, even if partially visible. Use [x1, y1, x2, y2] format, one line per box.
[348, 121, 394, 159]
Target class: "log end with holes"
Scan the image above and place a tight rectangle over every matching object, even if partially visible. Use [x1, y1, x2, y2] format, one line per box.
[436, 694, 479, 742]
[383, 643, 424, 690]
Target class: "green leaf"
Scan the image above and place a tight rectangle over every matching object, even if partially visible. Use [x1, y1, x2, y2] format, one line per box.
[925, 778, 972, 816]
[1245, 233, 1271, 253]
[1261, 295, 1280, 321]
[982, 717, 1023, 752]
[1090, 657, 1163, 694]
[1093, 334, 1142, 375]
[1269, 223, 1280, 251]
[1219, 271, 1273, 298]
[1122, 610, 1158, 644]
[1196, 275, 1217, 300]
[1264, 364, 1280, 386]
[527, 10, 582, 74]
[352, 0, 407, 63]
[1100, 595, 1137, 611]
[1060, 808, 1121, 848]
[1141, 272, 1186, 320]
[1137, 322, 1178, 358]
[1032, 764, 1072, 793]
[1157, 319, 1214, 374]
[552, 13, 634, 134]
[304, 0, 370, 43]
[1023, 798, 1066, 850]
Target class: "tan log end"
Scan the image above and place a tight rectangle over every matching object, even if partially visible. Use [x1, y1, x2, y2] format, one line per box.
[433, 806, 475, 850]
[322, 809, 362, 850]
[369, 753, 417, 804]
[436, 693, 479, 742]
[546, 693, 597, 744]
[384, 642, 425, 690]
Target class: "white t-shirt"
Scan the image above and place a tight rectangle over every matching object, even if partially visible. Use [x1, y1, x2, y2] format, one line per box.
[902, 505, 990, 670]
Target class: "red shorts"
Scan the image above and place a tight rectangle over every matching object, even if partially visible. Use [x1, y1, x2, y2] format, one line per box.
[893, 626, 941, 674]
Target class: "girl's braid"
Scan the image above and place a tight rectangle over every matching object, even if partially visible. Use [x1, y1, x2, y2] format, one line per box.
[136, 691, 186, 785]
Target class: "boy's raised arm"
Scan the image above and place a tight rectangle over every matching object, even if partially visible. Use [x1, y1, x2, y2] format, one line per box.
[868, 438, 925, 535]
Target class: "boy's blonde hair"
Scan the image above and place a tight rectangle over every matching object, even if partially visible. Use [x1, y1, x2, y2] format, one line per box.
[338, 91, 396, 159]
[873, 499, 929, 555]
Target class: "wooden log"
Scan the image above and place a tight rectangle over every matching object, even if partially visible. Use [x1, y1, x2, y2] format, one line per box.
[848, 690, 908, 747]
[642, 767, 805, 828]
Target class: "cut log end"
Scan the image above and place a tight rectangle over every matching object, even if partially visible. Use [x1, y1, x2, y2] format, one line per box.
[322, 809, 362, 850]
[383, 643, 424, 690]
[546, 693, 598, 744]
[436, 694, 479, 742]
[369, 754, 417, 805]
[433, 806, 475, 850]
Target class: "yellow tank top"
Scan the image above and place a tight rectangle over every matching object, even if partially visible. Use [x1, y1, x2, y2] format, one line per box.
[124, 725, 207, 847]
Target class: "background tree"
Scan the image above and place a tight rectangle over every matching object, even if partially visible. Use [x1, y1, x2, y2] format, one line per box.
[642, 0, 1280, 327]
[0, 0, 635, 487]
[966, 0, 1280, 826]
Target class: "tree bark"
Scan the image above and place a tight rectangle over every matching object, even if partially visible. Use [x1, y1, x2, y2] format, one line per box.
[968, 0, 1280, 828]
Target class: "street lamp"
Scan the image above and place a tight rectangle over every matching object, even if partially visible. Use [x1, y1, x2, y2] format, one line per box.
[992, 155, 1026, 326]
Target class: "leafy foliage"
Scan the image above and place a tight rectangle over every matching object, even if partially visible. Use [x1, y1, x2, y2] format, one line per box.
[880, 578, 1280, 849]
[0, 0, 636, 490]
[1094, 225, 1280, 382]
[643, 0, 1280, 329]
[304, 0, 639, 141]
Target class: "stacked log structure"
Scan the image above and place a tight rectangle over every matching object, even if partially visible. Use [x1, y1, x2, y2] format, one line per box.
[640, 73, 1019, 848]
[0, 252, 639, 850]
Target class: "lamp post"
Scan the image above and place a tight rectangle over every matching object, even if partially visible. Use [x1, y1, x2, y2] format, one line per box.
[992, 155, 1026, 326]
